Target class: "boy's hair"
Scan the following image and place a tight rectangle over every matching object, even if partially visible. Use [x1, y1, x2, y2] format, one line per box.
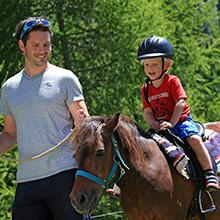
[14, 17, 53, 46]
[141, 57, 172, 65]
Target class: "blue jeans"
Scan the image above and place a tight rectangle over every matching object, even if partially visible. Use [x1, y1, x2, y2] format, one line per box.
[12, 169, 90, 220]
[170, 115, 199, 139]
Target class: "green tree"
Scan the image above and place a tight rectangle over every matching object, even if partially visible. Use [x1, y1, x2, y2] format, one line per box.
[0, 0, 220, 219]
[162, 0, 220, 122]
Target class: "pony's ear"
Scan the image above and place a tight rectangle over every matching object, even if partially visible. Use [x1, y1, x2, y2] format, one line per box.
[103, 113, 120, 134]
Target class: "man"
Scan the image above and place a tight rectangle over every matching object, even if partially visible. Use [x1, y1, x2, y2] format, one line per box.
[0, 17, 90, 220]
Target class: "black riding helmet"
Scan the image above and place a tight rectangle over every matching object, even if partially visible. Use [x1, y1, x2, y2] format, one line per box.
[137, 35, 174, 82]
[137, 35, 174, 61]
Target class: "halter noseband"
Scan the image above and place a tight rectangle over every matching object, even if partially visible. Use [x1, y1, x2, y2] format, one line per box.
[75, 134, 130, 188]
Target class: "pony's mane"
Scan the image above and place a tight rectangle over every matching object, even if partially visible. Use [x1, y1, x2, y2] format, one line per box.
[116, 116, 146, 167]
[73, 114, 171, 190]
[73, 116, 107, 157]
[117, 116, 173, 191]
[73, 115, 147, 169]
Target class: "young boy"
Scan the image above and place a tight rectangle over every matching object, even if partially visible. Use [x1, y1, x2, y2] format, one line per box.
[138, 35, 220, 192]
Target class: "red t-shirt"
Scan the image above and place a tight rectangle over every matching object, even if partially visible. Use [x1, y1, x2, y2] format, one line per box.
[141, 74, 190, 122]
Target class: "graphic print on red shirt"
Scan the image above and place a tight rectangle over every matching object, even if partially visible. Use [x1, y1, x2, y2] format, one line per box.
[141, 74, 190, 122]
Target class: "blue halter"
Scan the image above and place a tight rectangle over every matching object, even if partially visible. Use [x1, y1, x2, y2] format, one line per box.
[75, 134, 130, 187]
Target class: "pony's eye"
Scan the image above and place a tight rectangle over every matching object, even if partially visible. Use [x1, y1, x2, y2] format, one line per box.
[96, 149, 104, 158]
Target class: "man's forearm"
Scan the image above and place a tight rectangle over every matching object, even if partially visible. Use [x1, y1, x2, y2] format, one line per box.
[0, 131, 16, 154]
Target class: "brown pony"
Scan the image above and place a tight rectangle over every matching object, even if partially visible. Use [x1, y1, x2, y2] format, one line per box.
[70, 113, 220, 220]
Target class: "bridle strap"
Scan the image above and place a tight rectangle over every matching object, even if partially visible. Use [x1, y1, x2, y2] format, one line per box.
[112, 135, 130, 170]
[75, 133, 129, 187]
[75, 170, 107, 185]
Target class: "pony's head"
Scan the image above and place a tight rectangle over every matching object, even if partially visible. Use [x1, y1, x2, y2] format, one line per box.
[70, 113, 175, 215]
[70, 113, 121, 214]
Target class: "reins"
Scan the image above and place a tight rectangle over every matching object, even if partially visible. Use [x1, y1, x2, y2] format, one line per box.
[75, 133, 130, 188]
[0, 129, 76, 163]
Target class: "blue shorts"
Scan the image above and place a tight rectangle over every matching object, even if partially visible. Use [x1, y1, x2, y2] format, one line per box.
[170, 115, 199, 139]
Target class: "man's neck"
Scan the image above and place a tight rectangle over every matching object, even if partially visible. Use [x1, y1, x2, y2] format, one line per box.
[24, 62, 49, 77]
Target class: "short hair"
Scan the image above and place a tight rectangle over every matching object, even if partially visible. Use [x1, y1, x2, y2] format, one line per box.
[14, 17, 53, 45]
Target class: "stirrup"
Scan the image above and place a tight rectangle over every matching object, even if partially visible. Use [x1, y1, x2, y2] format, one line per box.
[199, 189, 216, 214]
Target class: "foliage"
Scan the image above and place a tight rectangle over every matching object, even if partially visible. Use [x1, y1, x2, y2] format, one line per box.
[0, 0, 220, 219]
[0, 149, 17, 220]
[92, 195, 125, 219]
[162, 0, 220, 122]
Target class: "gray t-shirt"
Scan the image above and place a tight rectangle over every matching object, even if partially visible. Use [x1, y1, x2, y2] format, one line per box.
[0, 63, 84, 183]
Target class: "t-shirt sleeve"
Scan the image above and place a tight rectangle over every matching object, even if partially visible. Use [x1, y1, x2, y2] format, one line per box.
[170, 76, 187, 102]
[64, 71, 85, 106]
[141, 84, 151, 110]
[0, 83, 12, 116]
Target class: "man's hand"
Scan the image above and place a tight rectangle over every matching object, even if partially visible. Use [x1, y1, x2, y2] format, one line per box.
[73, 109, 89, 128]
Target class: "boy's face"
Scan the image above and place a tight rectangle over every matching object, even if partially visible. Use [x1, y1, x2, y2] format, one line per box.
[142, 57, 163, 81]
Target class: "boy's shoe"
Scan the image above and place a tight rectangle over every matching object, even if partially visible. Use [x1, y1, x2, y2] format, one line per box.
[106, 184, 121, 199]
[106, 188, 120, 199]
[204, 170, 220, 192]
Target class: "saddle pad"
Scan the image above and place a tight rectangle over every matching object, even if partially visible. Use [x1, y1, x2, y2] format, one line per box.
[150, 131, 220, 179]
[150, 132, 190, 179]
[204, 130, 220, 174]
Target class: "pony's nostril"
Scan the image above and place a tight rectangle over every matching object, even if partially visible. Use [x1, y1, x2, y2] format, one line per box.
[78, 193, 87, 205]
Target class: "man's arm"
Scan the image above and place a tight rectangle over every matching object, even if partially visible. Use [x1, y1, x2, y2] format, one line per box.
[0, 115, 17, 154]
[68, 100, 89, 129]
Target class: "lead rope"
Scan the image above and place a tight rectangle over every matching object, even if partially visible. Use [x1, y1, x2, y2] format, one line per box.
[0, 128, 76, 163]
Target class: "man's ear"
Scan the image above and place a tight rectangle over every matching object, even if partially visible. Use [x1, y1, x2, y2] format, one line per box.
[18, 40, 25, 53]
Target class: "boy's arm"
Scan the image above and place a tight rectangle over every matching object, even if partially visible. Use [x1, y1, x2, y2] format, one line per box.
[170, 98, 185, 126]
[144, 107, 159, 131]
[159, 98, 185, 130]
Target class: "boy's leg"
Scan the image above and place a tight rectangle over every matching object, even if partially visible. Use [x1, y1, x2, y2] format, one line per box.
[171, 116, 220, 192]
[186, 134, 212, 170]
[186, 135, 220, 192]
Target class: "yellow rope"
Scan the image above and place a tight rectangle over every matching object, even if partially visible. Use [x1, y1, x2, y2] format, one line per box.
[0, 129, 76, 163]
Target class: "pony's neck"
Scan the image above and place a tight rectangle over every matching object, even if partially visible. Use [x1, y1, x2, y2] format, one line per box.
[122, 137, 174, 194]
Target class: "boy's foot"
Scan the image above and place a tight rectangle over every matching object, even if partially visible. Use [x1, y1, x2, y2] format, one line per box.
[106, 184, 121, 199]
[204, 170, 220, 192]
[106, 188, 120, 199]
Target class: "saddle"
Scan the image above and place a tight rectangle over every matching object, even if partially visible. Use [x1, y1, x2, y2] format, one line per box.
[144, 123, 220, 219]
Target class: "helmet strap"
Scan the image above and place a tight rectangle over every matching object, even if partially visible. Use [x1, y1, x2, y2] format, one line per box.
[148, 57, 166, 82]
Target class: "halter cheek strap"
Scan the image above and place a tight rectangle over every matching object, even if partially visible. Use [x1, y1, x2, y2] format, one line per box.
[75, 134, 130, 188]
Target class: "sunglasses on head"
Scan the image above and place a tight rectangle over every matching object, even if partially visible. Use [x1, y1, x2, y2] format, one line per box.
[20, 19, 50, 40]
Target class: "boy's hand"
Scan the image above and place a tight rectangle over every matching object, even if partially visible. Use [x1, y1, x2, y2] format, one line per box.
[150, 121, 160, 131]
[159, 121, 173, 130]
